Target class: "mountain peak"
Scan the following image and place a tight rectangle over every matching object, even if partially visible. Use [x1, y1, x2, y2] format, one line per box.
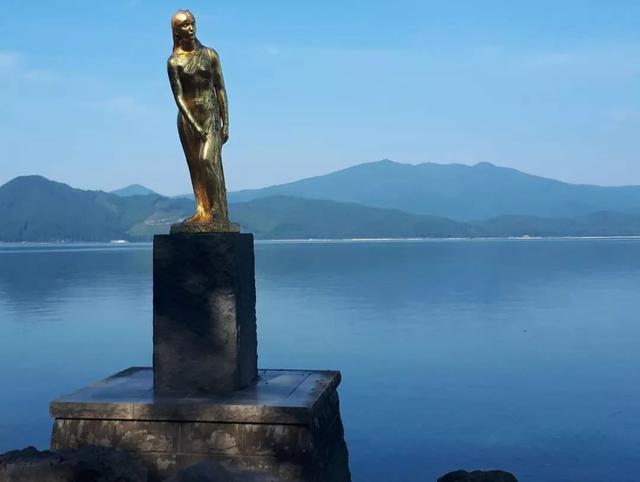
[111, 184, 158, 197]
[1, 175, 72, 191]
[473, 161, 497, 168]
[4, 174, 51, 185]
[357, 158, 402, 168]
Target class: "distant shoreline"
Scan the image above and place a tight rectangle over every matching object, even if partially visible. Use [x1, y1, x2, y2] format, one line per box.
[3, 235, 640, 248]
[256, 235, 640, 243]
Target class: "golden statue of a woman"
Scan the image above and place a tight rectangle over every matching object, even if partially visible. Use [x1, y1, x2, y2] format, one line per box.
[168, 10, 236, 233]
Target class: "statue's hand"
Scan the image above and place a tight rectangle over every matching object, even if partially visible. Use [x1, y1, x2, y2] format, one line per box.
[222, 126, 229, 145]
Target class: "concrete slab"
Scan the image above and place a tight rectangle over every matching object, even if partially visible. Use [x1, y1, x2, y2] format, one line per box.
[50, 367, 341, 425]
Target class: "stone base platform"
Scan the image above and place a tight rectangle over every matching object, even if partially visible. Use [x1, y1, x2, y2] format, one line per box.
[50, 368, 350, 482]
[170, 221, 241, 234]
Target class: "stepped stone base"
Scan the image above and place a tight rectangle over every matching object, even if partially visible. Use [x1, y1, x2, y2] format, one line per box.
[50, 368, 351, 482]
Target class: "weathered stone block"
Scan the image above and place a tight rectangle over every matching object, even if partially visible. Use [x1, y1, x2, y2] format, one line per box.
[242, 424, 312, 457]
[180, 423, 243, 455]
[153, 233, 258, 393]
[112, 421, 179, 453]
[50, 368, 351, 481]
[136, 452, 179, 481]
[51, 419, 116, 450]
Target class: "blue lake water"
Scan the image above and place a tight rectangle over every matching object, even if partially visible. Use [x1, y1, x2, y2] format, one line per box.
[1, 239, 640, 481]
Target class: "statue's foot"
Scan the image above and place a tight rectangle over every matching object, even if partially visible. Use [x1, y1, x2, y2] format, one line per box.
[171, 214, 239, 234]
[182, 213, 212, 225]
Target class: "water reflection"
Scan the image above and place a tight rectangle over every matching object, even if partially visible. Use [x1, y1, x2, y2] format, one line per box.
[1, 240, 639, 482]
[0, 244, 152, 311]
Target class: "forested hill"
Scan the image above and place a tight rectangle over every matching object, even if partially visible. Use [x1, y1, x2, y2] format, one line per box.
[0, 176, 191, 241]
[3, 173, 640, 242]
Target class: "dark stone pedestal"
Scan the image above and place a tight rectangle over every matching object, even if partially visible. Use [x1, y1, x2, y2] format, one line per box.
[50, 232, 351, 480]
[153, 233, 258, 393]
[50, 368, 351, 482]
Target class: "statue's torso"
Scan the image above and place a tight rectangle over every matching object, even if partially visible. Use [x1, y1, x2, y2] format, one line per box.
[171, 47, 220, 131]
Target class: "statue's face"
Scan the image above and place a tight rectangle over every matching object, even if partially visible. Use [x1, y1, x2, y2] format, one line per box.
[176, 15, 196, 42]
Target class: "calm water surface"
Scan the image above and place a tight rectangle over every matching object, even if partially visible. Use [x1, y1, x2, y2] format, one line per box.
[1, 239, 639, 481]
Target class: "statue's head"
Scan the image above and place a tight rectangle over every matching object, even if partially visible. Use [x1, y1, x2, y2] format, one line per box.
[171, 10, 197, 49]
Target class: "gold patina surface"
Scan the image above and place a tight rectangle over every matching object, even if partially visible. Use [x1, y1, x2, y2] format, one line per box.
[168, 10, 232, 233]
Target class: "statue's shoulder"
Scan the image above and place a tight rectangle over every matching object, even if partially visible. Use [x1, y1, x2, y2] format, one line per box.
[167, 53, 181, 69]
[203, 46, 221, 63]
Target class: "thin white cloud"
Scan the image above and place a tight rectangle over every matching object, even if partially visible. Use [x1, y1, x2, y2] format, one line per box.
[89, 95, 151, 117]
[0, 50, 57, 82]
[517, 44, 640, 78]
[264, 45, 281, 56]
[525, 51, 577, 68]
[0, 50, 21, 69]
[248, 41, 640, 79]
[608, 109, 638, 124]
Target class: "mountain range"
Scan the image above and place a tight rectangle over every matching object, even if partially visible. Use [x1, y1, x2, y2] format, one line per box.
[2, 160, 640, 241]
[229, 160, 640, 221]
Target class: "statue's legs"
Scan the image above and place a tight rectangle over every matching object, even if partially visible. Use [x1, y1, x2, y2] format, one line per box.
[201, 130, 229, 225]
[177, 114, 230, 226]
[178, 115, 213, 223]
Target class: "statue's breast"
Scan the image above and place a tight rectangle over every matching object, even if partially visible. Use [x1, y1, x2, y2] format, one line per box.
[179, 51, 213, 87]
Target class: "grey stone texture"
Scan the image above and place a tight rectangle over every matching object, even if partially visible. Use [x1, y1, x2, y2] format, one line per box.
[153, 233, 258, 394]
[438, 470, 519, 482]
[50, 368, 351, 482]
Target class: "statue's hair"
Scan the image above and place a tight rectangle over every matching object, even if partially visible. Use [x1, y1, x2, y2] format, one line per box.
[171, 10, 201, 51]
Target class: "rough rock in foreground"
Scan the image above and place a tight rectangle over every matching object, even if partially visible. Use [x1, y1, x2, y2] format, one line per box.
[0, 446, 147, 482]
[0, 447, 283, 482]
[438, 470, 518, 482]
[2, 446, 515, 482]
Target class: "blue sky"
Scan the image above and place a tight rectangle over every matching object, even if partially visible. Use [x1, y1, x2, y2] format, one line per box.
[2, 0, 640, 194]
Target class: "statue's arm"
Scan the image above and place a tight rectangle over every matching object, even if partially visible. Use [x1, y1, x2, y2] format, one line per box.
[167, 59, 206, 138]
[210, 49, 229, 143]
